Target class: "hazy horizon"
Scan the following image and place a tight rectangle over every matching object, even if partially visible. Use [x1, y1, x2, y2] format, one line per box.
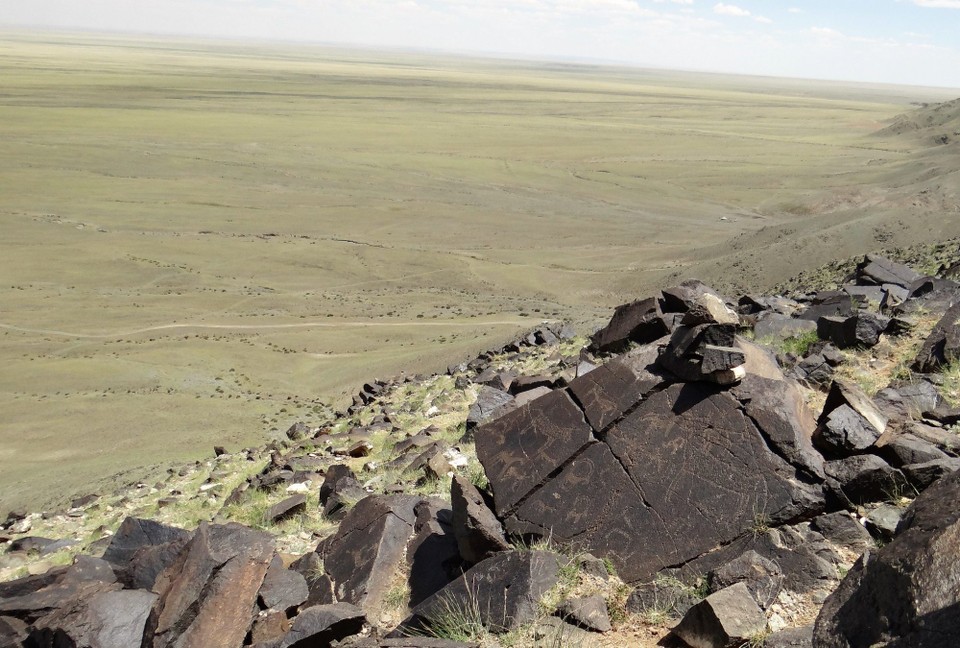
[2, 0, 960, 89]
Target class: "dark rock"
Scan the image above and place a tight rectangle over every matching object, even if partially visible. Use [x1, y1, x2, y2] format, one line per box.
[922, 405, 960, 426]
[323, 495, 418, 614]
[906, 421, 960, 456]
[813, 468, 960, 647]
[286, 422, 310, 441]
[842, 284, 886, 306]
[810, 513, 873, 552]
[817, 313, 890, 349]
[260, 557, 309, 612]
[875, 381, 944, 421]
[708, 550, 783, 610]
[70, 494, 98, 509]
[589, 296, 669, 354]
[658, 323, 746, 384]
[509, 375, 558, 395]
[902, 457, 960, 489]
[567, 342, 666, 432]
[813, 381, 887, 457]
[0, 616, 28, 648]
[475, 389, 593, 516]
[577, 554, 610, 581]
[320, 466, 366, 519]
[0, 557, 119, 623]
[407, 499, 461, 606]
[672, 582, 767, 648]
[856, 254, 922, 289]
[7, 537, 57, 554]
[450, 476, 510, 565]
[251, 609, 291, 645]
[399, 550, 560, 635]
[465, 387, 515, 430]
[877, 432, 948, 467]
[814, 405, 884, 457]
[913, 302, 960, 372]
[865, 504, 903, 540]
[513, 386, 552, 407]
[26, 589, 156, 648]
[274, 603, 366, 648]
[144, 522, 274, 648]
[797, 292, 855, 321]
[575, 360, 597, 378]
[730, 366, 825, 479]
[555, 595, 611, 632]
[101, 517, 191, 568]
[266, 495, 308, 524]
[824, 455, 908, 505]
[501, 383, 823, 584]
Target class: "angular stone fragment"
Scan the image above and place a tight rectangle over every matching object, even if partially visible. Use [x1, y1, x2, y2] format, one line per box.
[145, 522, 275, 648]
[814, 405, 883, 457]
[810, 513, 873, 552]
[814, 469, 960, 647]
[876, 432, 948, 467]
[817, 312, 890, 349]
[450, 476, 510, 565]
[753, 313, 816, 341]
[856, 254, 922, 289]
[902, 457, 960, 490]
[763, 626, 813, 648]
[708, 550, 783, 610]
[407, 499, 461, 607]
[672, 582, 767, 648]
[101, 518, 172, 564]
[259, 557, 309, 612]
[0, 557, 119, 623]
[400, 551, 560, 635]
[475, 389, 592, 516]
[658, 323, 746, 384]
[465, 387, 516, 430]
[555, 595, 611, 632]
[913, 302, 960, 372]
[274, 603, 366, 648]
[589, 296, 669, 354]
[824, 455, 908, 505]
[0, 616, 28, 648]
[266, 494, 307, 524]
[27, 589, 157, 648]
[323, 495, 418, 614]
[797, 292, 855, 321]
[512, 386, 552, 408]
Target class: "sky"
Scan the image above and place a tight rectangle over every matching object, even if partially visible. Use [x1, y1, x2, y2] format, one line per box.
[2, 0, 960, 88]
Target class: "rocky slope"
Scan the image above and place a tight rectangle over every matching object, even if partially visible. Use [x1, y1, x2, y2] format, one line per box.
[4, 253, 960, 648]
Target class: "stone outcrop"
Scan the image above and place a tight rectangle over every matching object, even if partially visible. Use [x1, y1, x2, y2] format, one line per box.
[814, 468, 960, 647]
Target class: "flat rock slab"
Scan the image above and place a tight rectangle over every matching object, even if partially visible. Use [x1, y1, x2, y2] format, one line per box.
[589, 295, 669, 354]
[913, 302, 960, 372]
[493, 382, 821, 584]
[271, 603, 366, 648]
[322, 495, 419, 614]
[475, 389, 593, 516]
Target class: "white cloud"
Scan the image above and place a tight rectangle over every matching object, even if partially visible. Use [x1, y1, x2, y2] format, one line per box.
[713, 3, 751, 17]
[912, 0, 960, 7]
[754, 15, 772, 23]
[811, 26, 844, 38]
[787, 7, 802, 13]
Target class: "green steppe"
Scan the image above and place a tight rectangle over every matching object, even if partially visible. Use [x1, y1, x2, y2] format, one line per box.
[1, 32, 958, 513]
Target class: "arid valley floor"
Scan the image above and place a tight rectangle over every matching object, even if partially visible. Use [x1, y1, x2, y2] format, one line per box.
[1, 32, 959, 512]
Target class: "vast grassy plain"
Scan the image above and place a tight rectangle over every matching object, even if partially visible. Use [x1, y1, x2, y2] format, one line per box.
[1, 32, 958, 512]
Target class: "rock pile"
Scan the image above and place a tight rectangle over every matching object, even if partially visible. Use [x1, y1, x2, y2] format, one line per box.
[3, 254, 960, 648]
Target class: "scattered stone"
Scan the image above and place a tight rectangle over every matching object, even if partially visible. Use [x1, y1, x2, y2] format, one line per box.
[465, 387, 515, 431]
[753, 313, 816, 341]
[824, 454, 908, 505]
[708, 550, 783, 610]
[450, 476, 510, 565]
[810, 513, 873, 552]
[816, 313, 890, 349]
[272, 603, 366, 648]
[286, 422, 310, 441]
[27, 589, 157, 648]
[762, 626, 813, 648]
[658, 322, 746, 385]
[399, 550, 560, 635]
[913, 302, 960, 372]
[266, 494, 307, 524]
[259, 557, 309, 612]
[322, 495, 418, 614]
[902, 457, 960, 489]
[856, 254, 922, 289]
[672, 582, 767, 648]
[865, 504, 903, 540]
[589, 296, 669, 354]
[876, 432, 948, 467]
[407, 499, 461, 607]
[555, 595, 611, 632]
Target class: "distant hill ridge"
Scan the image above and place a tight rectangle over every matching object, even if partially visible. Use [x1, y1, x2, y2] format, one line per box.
[877, 96, 960, 145]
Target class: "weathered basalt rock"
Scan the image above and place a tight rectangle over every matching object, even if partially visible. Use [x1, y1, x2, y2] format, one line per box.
[589, 296, 670, 354]
[450, 476, 510, 565]
[672, 582, 768, 648]
[26, 589, 157, 648]
[814, 468, 960, 647]
[913, 302, 960, 372]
